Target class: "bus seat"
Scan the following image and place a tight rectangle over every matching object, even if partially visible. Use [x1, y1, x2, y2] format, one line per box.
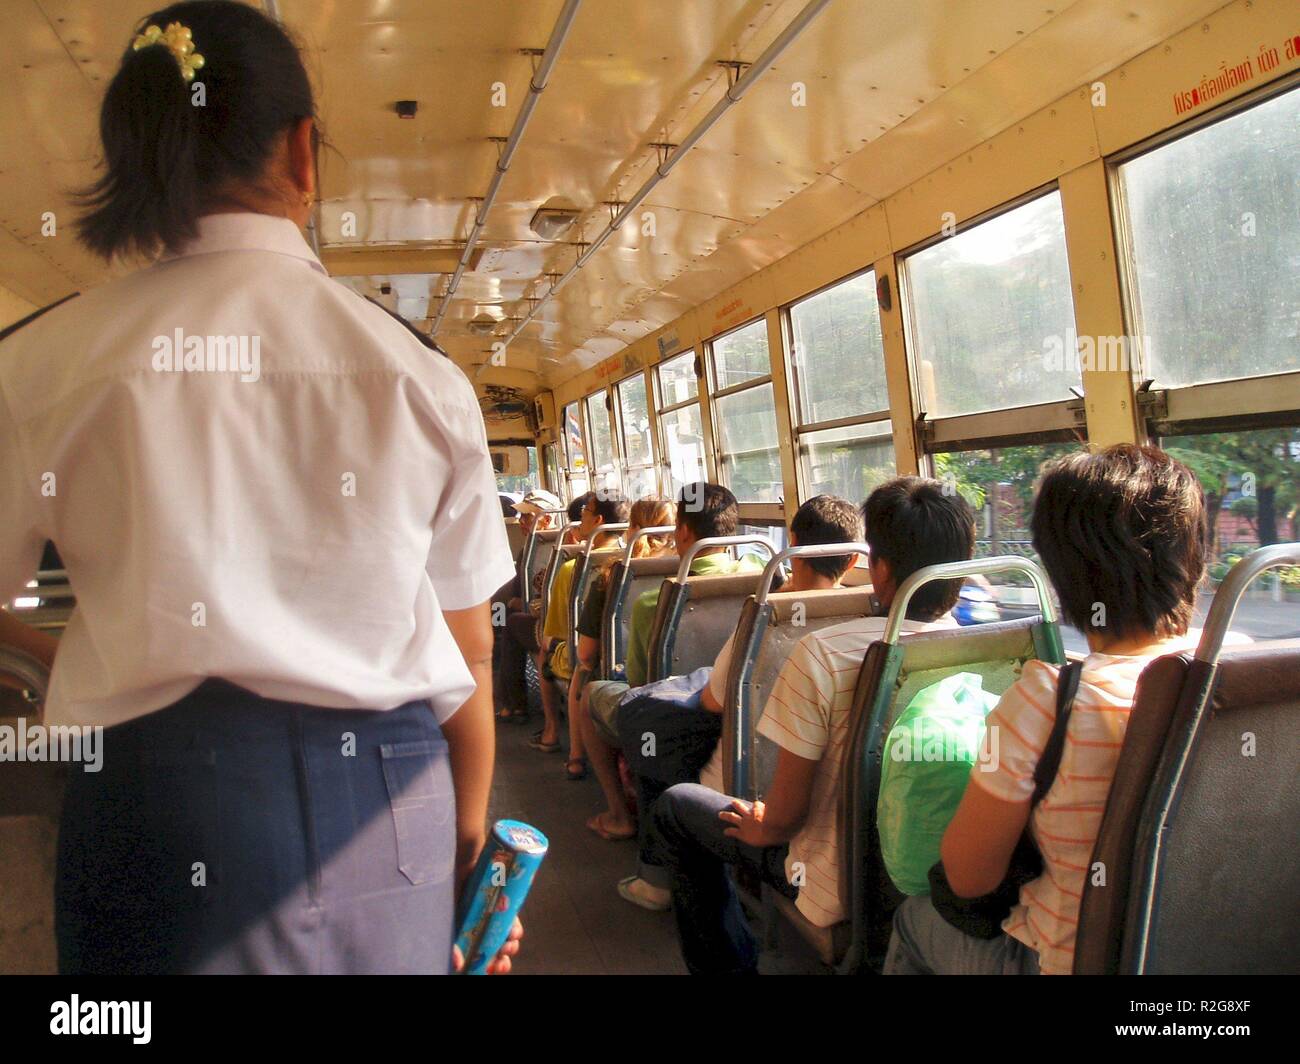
[646, 571, 766, 682]
[600, 555, 680, 681]
[505, 519, 525, 558]
[833, 558, 1063, 973]
[1073, 652, 1198, 974]
[521, 526, 561, 611]
[645, 536, 775, 683]
[719, 542, 878, 802]
[1117, 544, 1300, 975]
[567, 534, 627, 666]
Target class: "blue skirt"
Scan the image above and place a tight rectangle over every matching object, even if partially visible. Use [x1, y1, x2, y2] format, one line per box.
[55, 681, 456, 974]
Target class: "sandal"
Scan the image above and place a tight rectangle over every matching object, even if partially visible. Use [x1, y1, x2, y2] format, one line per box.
[586, 812, 636, 841]
[529, 730, 561, 753]
[565, 757, 589, 781]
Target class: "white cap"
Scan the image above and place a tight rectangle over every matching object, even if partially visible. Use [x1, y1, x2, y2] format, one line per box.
[513, 489, 563, 515]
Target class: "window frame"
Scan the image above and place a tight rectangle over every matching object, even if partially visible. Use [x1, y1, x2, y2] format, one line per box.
[560, 399, 589, 500]
[1106, 72, 1300, 441]
[705, 317, 782, 505]
[614, 369, 658, 496]
[898, 181, 1086, 452]
[781, 266, 897, 501]
[654, 349, 707, 495]
[583, 386, 620, 492]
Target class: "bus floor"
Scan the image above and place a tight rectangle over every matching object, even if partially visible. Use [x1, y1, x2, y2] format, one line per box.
[486, 709, 830, 975]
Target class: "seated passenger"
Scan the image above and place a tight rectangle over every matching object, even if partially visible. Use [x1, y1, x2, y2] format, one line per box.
[581, 483, 759, 829]
[613, 495, 865, 914]
[493, 489, 561, 723]
[885, 444, 1208, 976]
[533, 489, 630, 781]
[647, 476, 975, 974]
[568, 496, 677, 799]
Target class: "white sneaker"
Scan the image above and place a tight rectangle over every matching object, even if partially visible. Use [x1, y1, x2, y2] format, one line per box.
[617, 875, 671, 912]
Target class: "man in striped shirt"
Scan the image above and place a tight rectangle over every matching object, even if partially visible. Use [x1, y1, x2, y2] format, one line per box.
[648, 477, 976, 974]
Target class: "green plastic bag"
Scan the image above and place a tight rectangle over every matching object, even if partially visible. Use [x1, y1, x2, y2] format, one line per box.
[877, 672, 1000, 896]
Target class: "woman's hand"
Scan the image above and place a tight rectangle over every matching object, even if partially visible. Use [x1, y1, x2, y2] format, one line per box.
[451, 917, 524, 974]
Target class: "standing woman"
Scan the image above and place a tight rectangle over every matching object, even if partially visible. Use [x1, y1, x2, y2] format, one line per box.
[0, 1, 520, 974]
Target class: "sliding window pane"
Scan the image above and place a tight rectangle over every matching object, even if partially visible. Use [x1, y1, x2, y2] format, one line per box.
[906, 192, 1078, 418]
[563, 402, 586, 474]
[1119, 87, 1300, 388]
[657, 351, 698, 405]
[660, 403, 707, 496]
[618, 374, 653, 467]
[585, 392, 619, 491]
[799, 421, 894, 502]
[715, 382, 782, 503]
[711, 319, 770, 390]
[790, 273, 888, 423]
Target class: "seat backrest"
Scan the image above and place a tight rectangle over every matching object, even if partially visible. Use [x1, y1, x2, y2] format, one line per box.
[1073, 652, 1197, 974]
[646, 571, 766, 682]
[600, 555, 680, 680]
[720, 586, 877, 799]
[538, 540, 582, 638]
[505, 520, 525, 558]
[521, 527, 562, 610]
[570, 547, 623, 661]
[839, 616, 1061, 971]
[1121, 639, 1300, 974]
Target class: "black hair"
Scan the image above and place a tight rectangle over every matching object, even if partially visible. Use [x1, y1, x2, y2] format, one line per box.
[790, 495, 864, 579]
[362, 296, 449, 357]
[588, 488, 630, 525]
[76, 1, 316, 260]
[1031, 444, 1206, 641]
[863, 476, 975, 619]
[676, 482, 739, 541]
[568, 496, 587, 522]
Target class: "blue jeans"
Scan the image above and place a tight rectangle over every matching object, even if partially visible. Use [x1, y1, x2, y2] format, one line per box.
[884, 895, 1041, 975]
[647, 783, 794, 975]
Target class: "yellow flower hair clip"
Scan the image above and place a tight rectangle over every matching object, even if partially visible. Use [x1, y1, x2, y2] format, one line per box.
[132, 21, 205, 82]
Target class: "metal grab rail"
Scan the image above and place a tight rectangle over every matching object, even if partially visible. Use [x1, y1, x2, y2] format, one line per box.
[882, 556, 1057, 643]
[582, 523, 628, 562]
[1195, 542, 1300, 665]
[540, 520, 583, 619]
[674, 535, 775, 582]
[620, 525, 676, 565]
[0, 645, 51, 716]
[754, 542, 872, 604]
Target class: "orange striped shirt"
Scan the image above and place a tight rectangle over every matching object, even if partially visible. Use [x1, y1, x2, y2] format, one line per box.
[972, 639, 1201, 975]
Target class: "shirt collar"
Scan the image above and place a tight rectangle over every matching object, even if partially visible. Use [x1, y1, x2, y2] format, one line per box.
[164, 212, 326, 275]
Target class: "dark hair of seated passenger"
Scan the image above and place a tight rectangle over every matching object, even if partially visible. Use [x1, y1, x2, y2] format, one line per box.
[76, 1, 316, 260]
[863, 476, 975, 620]
[1031, 444, 1206, 641]
[790, 494, 864, 579]
[588, 488, 630, 525]
[568, 495, 588, 522]
[676, 482, 739, 541]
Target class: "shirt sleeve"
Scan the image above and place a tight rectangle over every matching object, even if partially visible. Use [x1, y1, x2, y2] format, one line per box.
[423, 393, 515, 611]
[543, 560, 573, 642]
[707, 632, 736, 706]
[969, 660, 1060, 803]
[756, 632, 835, 762]
[624, 587, 658, 688]
[0, 391, 46, 602]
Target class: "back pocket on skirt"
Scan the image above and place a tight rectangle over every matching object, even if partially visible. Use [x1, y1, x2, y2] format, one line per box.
[379, 739, 454, 886]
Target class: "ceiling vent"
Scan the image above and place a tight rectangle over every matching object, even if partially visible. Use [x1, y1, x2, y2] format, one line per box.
[529, 197, 580, 240]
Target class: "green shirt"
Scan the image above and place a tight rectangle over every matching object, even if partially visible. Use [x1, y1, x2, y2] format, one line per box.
[624, 552, 763, 687]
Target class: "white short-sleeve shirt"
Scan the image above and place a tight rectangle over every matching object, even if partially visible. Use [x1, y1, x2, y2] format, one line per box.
[0, 213, 515, 728]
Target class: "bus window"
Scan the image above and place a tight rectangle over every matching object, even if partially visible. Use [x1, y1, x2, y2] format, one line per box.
[709, 320, 781, 503]
[657, 352, 705, 496]
[787, 271, 893, 502]
[563, 401, 589, 499]
[585, 389, 620, 493]
[1163, 427, 1300, 640]
[617, 373, 656, 497]
[905, 191, 1079, 418]
[1117, 86, 1300, 388]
